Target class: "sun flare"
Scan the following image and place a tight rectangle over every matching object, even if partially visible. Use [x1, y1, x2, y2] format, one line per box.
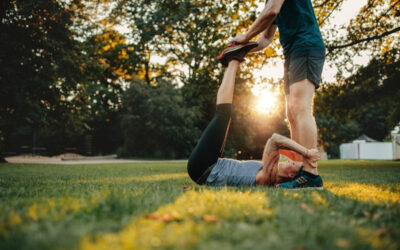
[251, 85, 278, 114]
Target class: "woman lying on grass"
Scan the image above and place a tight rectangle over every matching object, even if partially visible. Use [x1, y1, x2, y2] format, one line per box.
[187, 43, 321, 188]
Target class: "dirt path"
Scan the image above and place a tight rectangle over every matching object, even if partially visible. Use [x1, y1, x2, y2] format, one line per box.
[4, 154, 187, 165]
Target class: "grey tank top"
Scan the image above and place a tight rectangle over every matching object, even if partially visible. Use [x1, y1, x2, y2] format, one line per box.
[206, 158, 263, 186]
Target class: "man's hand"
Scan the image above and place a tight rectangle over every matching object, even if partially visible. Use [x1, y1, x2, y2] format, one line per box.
[305, 148, 320, 163]
[229, 34, 249, 45]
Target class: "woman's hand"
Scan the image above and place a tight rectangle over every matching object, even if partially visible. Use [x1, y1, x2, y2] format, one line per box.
[250, 36, 272, 53]
[305, 148, 320, 162]
[229, 34, 249, 45]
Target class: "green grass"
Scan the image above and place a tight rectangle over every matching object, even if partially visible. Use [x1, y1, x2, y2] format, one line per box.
[1, 160, 399, 250]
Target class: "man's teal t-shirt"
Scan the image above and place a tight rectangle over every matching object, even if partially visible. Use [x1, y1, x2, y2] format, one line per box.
[266, 0, 325, 57]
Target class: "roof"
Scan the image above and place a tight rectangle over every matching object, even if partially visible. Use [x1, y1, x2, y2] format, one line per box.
[353, 134, 378, 142]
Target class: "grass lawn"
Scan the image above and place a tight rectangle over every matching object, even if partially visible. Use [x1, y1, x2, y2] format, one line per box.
[1, 160, 399, 250]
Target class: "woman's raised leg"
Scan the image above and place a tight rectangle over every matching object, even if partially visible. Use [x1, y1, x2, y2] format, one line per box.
[187, 61, 240, 184]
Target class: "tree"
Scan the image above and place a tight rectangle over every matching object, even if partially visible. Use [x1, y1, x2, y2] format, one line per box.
[326, 0, 399, 54]
[0, 0, 90, 154]
[315, 50, 400, 157]
[77, 29, 131, 154]
[119, 80, 200, 158]
[99, 0, 356, 159]
[324, 0, 399, 77]
[2, 0, 397, 159]
[315, 114, 362, 158]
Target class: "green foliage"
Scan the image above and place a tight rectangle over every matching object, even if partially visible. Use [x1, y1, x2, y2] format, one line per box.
[119, 80, 200, 158]
[0, 0, 90, 153]
[77, 30, 131, 154]
[315, 52, 400, 157]
[325, 0, 399, 74]
[1, 0, 398, 159]
[316, 114, 362, 158]
[0, 161, 400, 249]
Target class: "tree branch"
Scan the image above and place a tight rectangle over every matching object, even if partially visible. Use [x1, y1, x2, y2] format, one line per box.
[313, 0, 332, 9]
[318, 1, 341, 26]
[326, 26, 400, 54]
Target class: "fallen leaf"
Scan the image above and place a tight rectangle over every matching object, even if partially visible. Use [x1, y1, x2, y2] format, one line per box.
[299, 202, 314, 214]
[363, 211, 371, 218]
[375, 228, 387, 236]
[335, 238, 350, 248]
[203, 214, 218, 222]
[145, 213, 158, 220]
[160, 213, 172, 222]
[372, 213, 381, 220]
[183, 186, 192, 191]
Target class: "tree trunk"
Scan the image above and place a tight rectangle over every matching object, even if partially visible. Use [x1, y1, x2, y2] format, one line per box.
[144, 60, 151, 85]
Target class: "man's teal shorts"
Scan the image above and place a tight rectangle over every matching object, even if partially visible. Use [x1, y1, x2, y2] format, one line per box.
[283, 49, 325, 94]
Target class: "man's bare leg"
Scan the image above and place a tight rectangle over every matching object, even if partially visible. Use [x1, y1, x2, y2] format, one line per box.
[217, 60, 240, 105]
[286, 78, 318, 175]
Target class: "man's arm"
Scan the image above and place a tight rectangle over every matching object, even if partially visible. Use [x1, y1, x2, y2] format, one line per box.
[231, 0, 284, 44]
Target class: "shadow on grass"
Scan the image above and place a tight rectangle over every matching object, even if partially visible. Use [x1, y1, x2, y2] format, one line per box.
[42, 173, 189, 185]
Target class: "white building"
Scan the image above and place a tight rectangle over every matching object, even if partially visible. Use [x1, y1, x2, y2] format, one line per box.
[392, 124, 400, 160]
[340, 134, 396, 160]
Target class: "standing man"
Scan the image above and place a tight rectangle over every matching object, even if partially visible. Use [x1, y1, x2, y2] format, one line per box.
[230, 0, 325, 188]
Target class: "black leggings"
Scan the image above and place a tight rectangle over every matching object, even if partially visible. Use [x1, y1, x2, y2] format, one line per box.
[187, 104, 232, 184]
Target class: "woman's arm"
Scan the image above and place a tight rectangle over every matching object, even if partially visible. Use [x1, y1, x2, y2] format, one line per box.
[261, 135, 280, 185]
[260, 133, 319, 185]
[268, 133, 320, 162]
[250, 25, 277, 53]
